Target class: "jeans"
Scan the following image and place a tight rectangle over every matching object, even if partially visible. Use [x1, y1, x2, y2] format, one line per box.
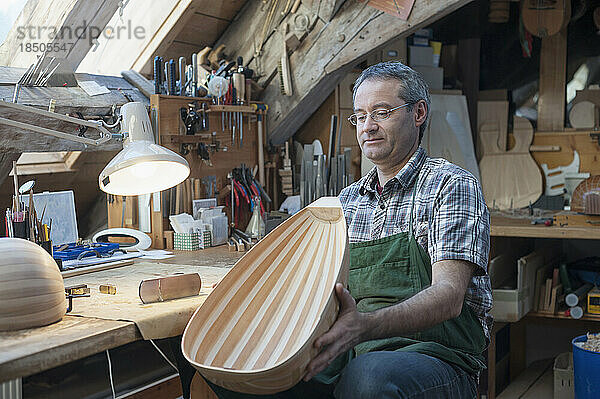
[205, 351, 478, 399]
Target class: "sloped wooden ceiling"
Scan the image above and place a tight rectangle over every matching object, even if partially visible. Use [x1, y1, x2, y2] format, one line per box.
[139, 0, 247, 76]
[212, 0, 472, 146]
[77, 0, 247, 76]
[0, 0, 121, 69]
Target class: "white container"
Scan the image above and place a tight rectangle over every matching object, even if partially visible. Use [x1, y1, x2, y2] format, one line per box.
[554, 352, 574, 399]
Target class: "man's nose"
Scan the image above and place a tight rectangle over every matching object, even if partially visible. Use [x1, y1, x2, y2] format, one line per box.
[361, 114, 379, 134]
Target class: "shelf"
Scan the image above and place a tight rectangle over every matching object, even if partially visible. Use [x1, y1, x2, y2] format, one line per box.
[527, 311, 600, 322]
[491, 215, 600, 240]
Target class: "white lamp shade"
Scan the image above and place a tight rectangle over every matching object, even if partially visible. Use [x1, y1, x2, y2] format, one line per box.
[99, 102, 190, 196]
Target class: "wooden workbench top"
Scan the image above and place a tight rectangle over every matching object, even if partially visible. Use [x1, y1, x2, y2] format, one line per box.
[0, 246, 243, 383]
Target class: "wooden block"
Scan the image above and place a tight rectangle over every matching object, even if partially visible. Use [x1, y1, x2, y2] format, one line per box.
[151, 193, 165, 249]
[163, 231, 174, 250]
[139, 273, 201, 304]
[569, 101, 597, 129]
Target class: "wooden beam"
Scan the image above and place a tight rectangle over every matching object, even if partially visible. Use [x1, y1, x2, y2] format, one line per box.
[457, 38, 480, 144]
[538, 27, 567, 132]
[0, 67, 148, 152]
[0, 153, 21, 189]
[0, 0, 120, 69]
[265, 0, 472, 145]
[316, 0, 347, 22]
[130, 0, 197, 76]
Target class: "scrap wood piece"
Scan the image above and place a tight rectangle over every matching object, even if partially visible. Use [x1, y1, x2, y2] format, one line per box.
[139, 273, 201, 304]
[359, 0, 416, 20]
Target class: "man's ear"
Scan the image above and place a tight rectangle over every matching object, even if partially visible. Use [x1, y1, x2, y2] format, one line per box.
[414, 100, 428, 128]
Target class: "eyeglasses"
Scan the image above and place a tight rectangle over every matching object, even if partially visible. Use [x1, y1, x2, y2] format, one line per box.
[347, 103, 412, 126]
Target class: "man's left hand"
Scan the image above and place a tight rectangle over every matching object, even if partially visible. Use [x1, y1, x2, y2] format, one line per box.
[303, 283, 367, 381]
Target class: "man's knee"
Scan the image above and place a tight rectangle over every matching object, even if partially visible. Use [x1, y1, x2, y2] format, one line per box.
[334, 352, 401, 399]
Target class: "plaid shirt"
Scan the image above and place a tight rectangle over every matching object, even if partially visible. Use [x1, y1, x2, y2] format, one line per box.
[339, 147, 492, 344]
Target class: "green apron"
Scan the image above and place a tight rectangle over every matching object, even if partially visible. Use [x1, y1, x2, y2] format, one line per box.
[315, 175, 487, 384]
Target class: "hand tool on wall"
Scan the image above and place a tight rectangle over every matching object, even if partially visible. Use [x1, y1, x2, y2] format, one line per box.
[167, 59, 176, 95]
[252, 104, 269, 186]
[191, 53, 198, 97]
[153, 56, 163, 94]
[179, 57, 187, 96]
[233, 59, 246, 148]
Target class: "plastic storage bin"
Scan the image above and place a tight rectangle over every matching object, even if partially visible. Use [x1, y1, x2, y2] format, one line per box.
[554, 352, 574, 399]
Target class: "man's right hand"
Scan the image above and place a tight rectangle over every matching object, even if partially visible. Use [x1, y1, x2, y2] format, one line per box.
[303, 283, 370, 381]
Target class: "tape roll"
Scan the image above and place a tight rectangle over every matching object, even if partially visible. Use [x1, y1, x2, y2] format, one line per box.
[92, 228, 152, 251]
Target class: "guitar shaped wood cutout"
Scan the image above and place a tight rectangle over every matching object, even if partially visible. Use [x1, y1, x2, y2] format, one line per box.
[521, 0, 571, 37]
[479, 116, 542, 209]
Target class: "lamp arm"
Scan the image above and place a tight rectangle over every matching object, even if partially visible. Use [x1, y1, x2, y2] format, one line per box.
[0, 100, 114, 146]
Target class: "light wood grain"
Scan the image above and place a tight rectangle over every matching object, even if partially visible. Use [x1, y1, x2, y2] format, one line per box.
[0, 238, 66, 332]
[537, 26, 567, 131]
[182, 197, 349, 394]
[479, 117, 542, 209]
[0, 315, 140, 382]
[521, 0, 571, 38]
[491, 215, 600, 239]
[139, 273, 201, 304]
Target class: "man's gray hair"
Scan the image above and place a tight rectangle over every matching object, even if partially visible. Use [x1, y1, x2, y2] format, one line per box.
[352, 61, 431, 143]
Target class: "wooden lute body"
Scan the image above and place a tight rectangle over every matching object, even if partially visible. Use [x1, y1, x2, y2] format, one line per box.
[182, 197, 349, 394]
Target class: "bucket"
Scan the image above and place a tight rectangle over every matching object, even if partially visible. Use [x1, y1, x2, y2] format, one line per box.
[572, 334, 600, 398]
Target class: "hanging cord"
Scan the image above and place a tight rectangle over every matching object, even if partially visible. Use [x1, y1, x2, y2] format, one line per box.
[106, 349, 116, 399]
[149, 339, 179, 372]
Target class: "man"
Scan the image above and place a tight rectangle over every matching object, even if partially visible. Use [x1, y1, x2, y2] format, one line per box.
[206, 61, 491, 399]
[302, 61, 492, 398]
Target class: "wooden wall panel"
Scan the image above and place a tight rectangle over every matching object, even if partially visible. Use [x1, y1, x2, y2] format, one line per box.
[152, 95, 259, 189]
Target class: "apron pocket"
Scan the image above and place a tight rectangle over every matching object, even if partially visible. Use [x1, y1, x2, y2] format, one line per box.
[350, 261, 418, 313]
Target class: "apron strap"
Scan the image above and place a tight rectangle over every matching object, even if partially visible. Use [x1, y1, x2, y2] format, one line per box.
[407, 166, 423, 238]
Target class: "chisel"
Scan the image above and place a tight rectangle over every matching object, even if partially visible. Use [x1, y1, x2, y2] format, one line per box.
[179, 57, 186, 96]
[153, 56, 162, 94]
[191, 53, 198, 97]
[168, 59, 176, 95]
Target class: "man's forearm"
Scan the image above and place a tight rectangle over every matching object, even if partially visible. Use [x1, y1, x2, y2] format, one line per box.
[360, 281, 464, 342]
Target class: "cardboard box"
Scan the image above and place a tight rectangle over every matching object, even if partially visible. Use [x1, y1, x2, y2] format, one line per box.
[409, 45, 433, 66]
[411, 65, 443, 90]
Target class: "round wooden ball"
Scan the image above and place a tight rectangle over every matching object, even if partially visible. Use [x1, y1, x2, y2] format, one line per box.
[0, 238, 66, 331]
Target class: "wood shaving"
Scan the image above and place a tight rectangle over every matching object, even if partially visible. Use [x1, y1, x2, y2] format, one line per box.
[580, 332, 600, 353]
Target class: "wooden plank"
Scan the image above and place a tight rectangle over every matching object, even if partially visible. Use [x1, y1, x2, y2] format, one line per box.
[0, 67, 148, 152]
[0, 315, 140, 382]
[497, 358, 553, 399]
[0, 0, 120, 69]
[491, 215, 600, 240]
[0, 153, 20, 189]
[131, 0, 195, 75]
[318, 0, 347, 21]
[457, 38, 480, 143]
[537, 27, 567, 131]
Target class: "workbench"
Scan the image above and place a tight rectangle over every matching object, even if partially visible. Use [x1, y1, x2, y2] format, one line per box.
[0, 247, 242, 393]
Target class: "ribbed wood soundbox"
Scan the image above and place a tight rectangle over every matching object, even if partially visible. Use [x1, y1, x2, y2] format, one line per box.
[182, 197, 349, 394]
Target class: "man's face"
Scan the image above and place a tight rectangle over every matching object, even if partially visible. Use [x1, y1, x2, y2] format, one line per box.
[353, 78, 420, 168]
